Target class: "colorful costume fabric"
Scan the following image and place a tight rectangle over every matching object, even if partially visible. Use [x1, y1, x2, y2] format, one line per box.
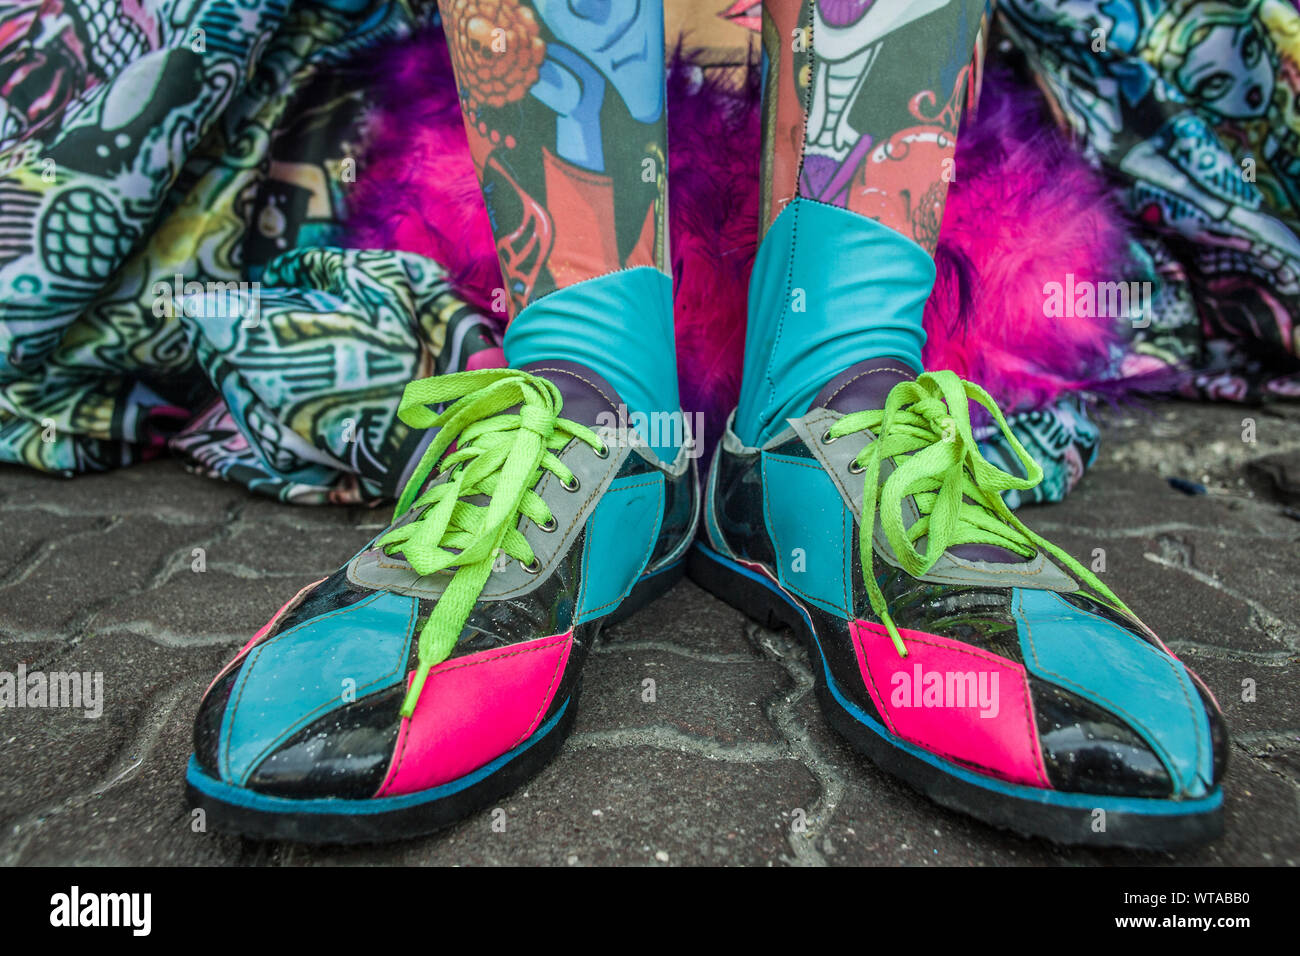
[1001, 0, 1300, 400]
[0, 0, 491, 503]
[1, 0, 1297, 505]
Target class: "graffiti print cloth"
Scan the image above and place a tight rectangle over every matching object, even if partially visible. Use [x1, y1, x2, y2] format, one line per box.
[0, 1, 1296, 505]
[0, 0, 502, 503]
[1002, 0, 1300, 401]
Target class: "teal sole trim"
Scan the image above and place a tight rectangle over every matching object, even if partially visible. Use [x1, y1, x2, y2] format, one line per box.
[189, 699, 569, 817]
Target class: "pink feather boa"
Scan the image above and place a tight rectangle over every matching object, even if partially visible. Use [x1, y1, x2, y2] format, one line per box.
[344, 30, 1131, 426]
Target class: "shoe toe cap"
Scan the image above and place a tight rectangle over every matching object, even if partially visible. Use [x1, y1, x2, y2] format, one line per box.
[192, 588, 419, 797]
[1015, 588, 1226, 799]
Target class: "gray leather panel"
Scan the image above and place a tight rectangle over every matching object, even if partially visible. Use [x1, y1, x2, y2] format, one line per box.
[348, 434, 625, 600]
[786, 409, 1079, 593]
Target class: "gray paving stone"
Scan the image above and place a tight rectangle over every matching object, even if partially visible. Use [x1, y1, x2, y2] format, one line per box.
[9, 675, 241, 867]
[0, 631, 224, 847]
[221, 520, 369, 577]
[280, 745, 820, 867]
[1026, 481, 1297, 659]
[0, 511, 82, 584]
[578, 644, 789, 745]
[0, 460, 248, 525]
[0, 518, 196, 640]
[1236, 737, 1300, 791]
[92, 570, 309, 647]
[1170, 654, 1295, 739]
[603, 578, 757, 658]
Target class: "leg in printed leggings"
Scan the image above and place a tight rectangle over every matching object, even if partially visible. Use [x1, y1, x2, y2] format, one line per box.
[737, 0, 988, 445]
[184, 0, 699, 842]
[698, 0, 1227, 850]
[437, 0, 681, 455]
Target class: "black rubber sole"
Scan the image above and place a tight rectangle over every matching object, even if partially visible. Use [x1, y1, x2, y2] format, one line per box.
[185, 560, 686, 845]
[687, 543, 1224, 851]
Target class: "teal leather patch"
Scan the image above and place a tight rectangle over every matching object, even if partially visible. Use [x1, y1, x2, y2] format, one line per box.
[734, 199, 935, 446]
[219, 590, 418, 784]
[503, 268, 682, 461]
[574, 472, 665, 624]
[761, 451, 853, 617]
[1014, 588, 1214, 797]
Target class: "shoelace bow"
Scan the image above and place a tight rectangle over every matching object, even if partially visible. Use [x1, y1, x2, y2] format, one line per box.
[380, 368, 603, 717]
[828, 369, 1132, 657]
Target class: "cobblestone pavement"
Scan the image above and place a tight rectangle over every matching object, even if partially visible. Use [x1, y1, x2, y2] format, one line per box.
[1, 400, 1297, 866]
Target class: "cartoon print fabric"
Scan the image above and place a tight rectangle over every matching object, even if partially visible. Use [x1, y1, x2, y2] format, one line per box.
[760, 0, 989, 254]
[0, 0, 1296, 507]
[436, 0, 669, 315]
[0, 0, 506, 503]
[1001, 0, 1300, 401]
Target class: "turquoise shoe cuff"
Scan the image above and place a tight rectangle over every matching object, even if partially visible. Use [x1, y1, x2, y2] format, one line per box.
[734, 199, 935, 447]
[503, 268, 682, 461]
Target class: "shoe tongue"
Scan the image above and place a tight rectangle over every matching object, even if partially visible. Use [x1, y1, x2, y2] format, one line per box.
[812, 358, 1025, 566]
[520, 360, 623, 429]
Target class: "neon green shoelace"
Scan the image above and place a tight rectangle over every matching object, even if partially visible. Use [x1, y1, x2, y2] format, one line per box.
[827, 369, 1132, 657]
[380, 368, 603, 717]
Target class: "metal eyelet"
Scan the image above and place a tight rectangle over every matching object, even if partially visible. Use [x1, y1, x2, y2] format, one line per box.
[848, 460, 864, 475]
[594, 442, 610, 459]
[520, 556, 542, 574]
[562, 474, 580, 492]
[821, 429, 838, 445]
[538, 516, 558, 533]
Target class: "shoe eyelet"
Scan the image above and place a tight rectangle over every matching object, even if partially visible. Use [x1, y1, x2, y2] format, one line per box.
[538, 516, 557, 533]
[821, 429, 838, 445]
[562, 474, 580, 492]
[848, 460, 864, 475]
[520, 557, 542, 574]
[595, 442, 610, 459]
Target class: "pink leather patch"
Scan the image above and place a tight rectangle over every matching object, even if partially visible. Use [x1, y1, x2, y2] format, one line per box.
[376, 632, 573, 796]
[852, 621, 1050, 788]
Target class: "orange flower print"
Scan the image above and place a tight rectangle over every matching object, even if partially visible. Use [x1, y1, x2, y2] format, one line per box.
[442, 0, 547, 110]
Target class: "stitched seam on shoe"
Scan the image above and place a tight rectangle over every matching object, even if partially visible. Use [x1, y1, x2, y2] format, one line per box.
[855, 629, 901, 737]
[527, 365, 620, 413]
[924, 560, 1048, 579]
[512, 640, 570, 749]
[484, 451, 612, 600]
[223, 593, 415, 783]
[765, 1, 815, 419]
[855, 629, 1047, 787]
[802, 413, 1051, 585]
[823, 366, 915, 407]
[763, 455, 850, 616]
[209, 578, 324, 691]
[841, 503, 853, 617]
[1055, 590, 1205, 788]
[647, 465, 700, 572]
[1018, 593, 1192, 791]
[576, 477, 664, 617]
[902, 636, 1047, 789]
